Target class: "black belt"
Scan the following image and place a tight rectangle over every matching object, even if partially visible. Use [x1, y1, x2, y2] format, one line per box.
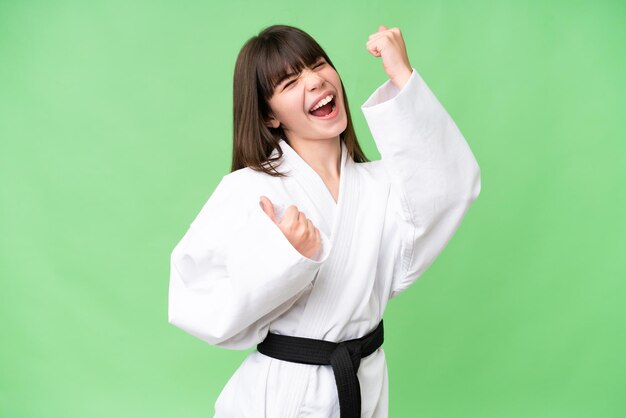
[257, 320, 384, 418]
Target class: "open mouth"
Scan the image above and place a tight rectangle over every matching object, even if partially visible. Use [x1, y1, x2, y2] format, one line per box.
[308, 97, 337, 119]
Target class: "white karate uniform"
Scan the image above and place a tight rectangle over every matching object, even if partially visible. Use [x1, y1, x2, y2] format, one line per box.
[168, 67, 481, 417]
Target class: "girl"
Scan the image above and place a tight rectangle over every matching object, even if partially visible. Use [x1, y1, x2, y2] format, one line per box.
[168, 24, 481, 418]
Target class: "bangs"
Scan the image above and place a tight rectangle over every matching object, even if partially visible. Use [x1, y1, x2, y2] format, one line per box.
[255, 30, 328, 100]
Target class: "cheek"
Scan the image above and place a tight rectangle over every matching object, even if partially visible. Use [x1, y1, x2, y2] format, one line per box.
[273, 103, 305, 127]
[328, 70, 342, 85]
[273, 94, 299, 114]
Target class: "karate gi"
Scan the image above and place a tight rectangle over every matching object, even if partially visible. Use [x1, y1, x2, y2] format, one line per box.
[168, 67, 481, 417]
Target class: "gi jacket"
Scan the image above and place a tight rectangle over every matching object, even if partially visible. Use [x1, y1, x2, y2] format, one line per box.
[168, 68, 481, 417]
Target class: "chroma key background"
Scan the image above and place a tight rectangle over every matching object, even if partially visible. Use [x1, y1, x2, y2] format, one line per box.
[1, 0, 624, 416]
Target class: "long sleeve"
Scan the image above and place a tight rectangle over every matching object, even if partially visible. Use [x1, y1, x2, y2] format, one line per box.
[168, 174, 332, 349]
[361, 68, 481, 299]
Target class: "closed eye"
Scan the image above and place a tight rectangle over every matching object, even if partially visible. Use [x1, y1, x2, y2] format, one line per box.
[283, 61, 326, 89]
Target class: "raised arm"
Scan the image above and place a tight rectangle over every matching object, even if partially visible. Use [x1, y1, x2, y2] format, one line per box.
[362, 26, 481, 298]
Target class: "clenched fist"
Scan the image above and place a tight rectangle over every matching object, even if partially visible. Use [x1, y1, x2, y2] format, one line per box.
[366, 25, 413, 90]
[259, 195, 321, 260]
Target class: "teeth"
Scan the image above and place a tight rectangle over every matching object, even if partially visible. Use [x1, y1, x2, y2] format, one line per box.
[311, 95, 334, 111]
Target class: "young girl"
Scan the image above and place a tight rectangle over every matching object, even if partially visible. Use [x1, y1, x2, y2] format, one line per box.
[168, 24, 480, 418]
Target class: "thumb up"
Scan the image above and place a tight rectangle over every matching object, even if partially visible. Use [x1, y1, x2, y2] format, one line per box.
[259, 195, 279, 223]
[259, 195, 321, 260]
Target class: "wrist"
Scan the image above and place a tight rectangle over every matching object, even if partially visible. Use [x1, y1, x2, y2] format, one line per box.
[391, 67, 412, 91]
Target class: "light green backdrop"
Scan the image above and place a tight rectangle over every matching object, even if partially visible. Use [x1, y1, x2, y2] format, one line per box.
[1, 0, 624, 417]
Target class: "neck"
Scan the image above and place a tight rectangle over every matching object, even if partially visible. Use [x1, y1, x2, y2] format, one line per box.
[285, 136, 342, 180]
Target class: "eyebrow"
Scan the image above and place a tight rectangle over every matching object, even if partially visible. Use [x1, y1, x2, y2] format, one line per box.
[275, 70, 299, 87]
[275, 58, 325, 87]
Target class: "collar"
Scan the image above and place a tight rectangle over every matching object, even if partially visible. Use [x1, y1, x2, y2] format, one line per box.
[270, 137, 352, 234]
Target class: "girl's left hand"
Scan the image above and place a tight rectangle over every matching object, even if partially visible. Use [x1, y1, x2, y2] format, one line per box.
[366, 25, 413, 90]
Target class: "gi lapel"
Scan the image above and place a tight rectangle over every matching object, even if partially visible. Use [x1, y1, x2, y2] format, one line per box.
[273, 138, 348, 235]
[266, 139, 361, 418]
[270, 142, 358, 340]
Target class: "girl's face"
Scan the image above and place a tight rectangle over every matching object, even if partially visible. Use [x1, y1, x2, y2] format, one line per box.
[265, 57, 347, 144]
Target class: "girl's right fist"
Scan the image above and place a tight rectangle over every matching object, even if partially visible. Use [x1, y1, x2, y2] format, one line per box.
[259, 196, 321, 260]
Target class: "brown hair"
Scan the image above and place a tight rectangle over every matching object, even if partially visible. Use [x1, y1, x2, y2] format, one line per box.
[231, 24, 370, 177]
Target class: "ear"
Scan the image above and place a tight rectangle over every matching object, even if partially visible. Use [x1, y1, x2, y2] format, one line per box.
[265, 114, 280, 129]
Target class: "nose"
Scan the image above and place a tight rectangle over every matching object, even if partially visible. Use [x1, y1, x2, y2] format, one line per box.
[302, 69, 324, 91]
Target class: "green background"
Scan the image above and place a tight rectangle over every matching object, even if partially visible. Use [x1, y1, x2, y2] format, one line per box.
[1, 0, 624, 416]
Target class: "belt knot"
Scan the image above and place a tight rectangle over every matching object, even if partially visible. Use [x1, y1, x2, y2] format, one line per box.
[257, 320, 384, 418]
[331, 340, 364, 372]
